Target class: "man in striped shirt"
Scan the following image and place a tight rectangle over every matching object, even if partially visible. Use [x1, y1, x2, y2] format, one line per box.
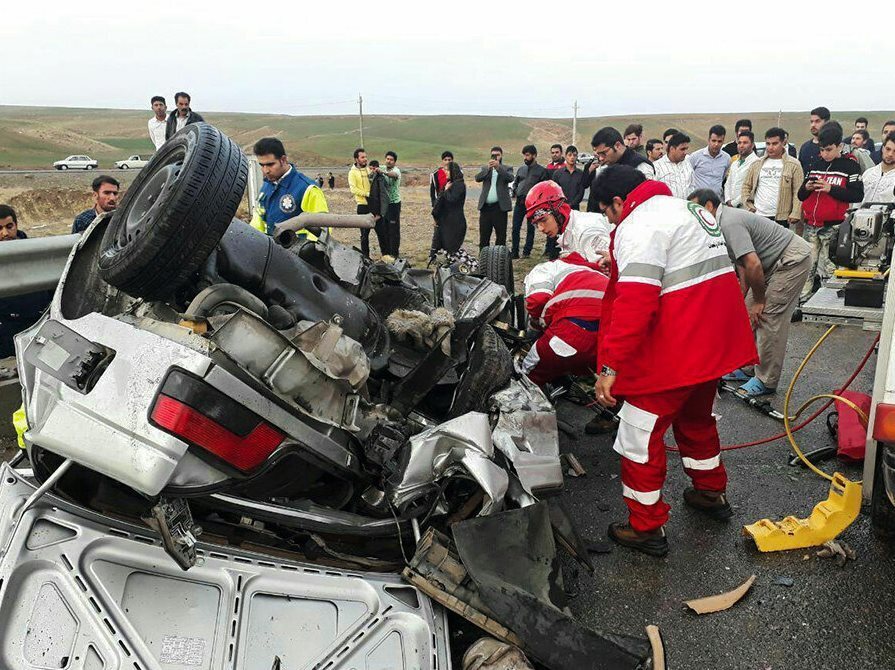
[653, 133, 693, 198]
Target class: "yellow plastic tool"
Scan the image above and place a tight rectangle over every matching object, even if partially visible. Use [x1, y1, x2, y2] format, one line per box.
[743, 474, 862, 551]
[833, 269, 881, 279]
[743, 326, 864, 552]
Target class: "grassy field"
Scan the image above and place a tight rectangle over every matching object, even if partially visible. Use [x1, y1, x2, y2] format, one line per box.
[3, 105, 894, 170]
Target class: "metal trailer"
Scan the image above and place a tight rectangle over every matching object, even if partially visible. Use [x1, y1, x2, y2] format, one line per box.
[800, 276, 890, 501]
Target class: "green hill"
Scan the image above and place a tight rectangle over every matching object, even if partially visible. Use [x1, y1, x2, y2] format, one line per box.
[1, 105, 892, 169]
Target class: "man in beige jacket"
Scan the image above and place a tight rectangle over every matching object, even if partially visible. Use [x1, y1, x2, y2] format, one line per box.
[741, 127, 804, 228]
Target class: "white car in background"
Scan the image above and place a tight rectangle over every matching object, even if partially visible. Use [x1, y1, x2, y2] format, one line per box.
[53, 155, 98, 170]
[115, 154, 151, 170]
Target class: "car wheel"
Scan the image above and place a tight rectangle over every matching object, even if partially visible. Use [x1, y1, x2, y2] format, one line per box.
[120, 164, 128, 170]
[448, 325, 513, 418]
[60, 165, 68, 170]
[479, 245, 514, 296]
[98, 123, 248, 300]
[871, 442, 895, 537]
[86, 165, 94, 170]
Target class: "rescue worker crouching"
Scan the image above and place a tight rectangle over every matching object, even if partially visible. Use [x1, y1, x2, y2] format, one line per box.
[592, 166, 757, 557]
[251, 137, 328, 240]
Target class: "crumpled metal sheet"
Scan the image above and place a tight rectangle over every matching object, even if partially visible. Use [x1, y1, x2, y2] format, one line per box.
[463, 638, 534, 670]
[290, 318, 370, 388]
[388, 412, 508, 514]
[490, 377, 563, 494]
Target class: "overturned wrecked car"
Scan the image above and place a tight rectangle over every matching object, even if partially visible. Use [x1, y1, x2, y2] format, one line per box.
[5, 123, 662, 668]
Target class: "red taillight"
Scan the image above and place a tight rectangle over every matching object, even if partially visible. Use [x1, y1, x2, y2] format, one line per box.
[151, 394, 284, 472]
[873, 403, 895, 442]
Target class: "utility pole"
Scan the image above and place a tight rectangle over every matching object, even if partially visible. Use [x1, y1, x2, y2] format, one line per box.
[572, 100, 578, 147]
[777, 109, 782, 128]
[358, 93, 365, 147]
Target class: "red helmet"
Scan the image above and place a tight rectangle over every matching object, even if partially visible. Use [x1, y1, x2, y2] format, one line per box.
[525, 181, 571, 229]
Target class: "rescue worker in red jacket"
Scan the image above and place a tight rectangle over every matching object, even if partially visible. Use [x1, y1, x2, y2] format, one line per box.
[525, 181, 613, 264]
[592, 165, 758, 557]
[521, 253, 608, 385]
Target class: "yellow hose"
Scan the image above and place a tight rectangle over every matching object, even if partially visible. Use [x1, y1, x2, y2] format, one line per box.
[782, 324, 868, 483]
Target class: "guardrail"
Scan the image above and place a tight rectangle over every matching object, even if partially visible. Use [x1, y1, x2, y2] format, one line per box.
[0, 234, 77, 299]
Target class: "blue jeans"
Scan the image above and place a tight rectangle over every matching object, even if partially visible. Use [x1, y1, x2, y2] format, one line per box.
[511, 199, 535, 256]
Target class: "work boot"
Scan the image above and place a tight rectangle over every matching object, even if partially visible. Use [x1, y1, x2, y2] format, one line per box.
[683, 487, 733, 521]
[584, 414, 617, 435]
[607, 521, 668, 557]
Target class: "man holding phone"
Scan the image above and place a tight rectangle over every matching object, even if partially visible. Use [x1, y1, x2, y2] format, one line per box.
[474, 146, 514, 248]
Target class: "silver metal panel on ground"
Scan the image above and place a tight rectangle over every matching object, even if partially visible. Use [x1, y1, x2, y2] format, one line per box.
[0, 464, 451, 670]
[801, 286, 884, 330]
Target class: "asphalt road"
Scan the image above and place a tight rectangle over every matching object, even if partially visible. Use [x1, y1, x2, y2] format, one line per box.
[556, 322, 895, 669]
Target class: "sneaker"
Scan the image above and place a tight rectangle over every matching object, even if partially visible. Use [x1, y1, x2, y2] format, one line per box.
[683, 487, 733, 521]
[736, 376, 775, 398]
[607, 521, 669, 557]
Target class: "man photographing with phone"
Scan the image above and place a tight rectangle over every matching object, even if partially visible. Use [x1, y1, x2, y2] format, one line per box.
[475, 147, 514, 248]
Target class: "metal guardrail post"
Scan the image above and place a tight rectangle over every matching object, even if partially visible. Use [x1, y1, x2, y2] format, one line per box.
[0, 234, 77, 298]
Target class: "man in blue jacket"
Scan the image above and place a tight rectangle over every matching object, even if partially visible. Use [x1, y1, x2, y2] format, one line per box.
[251, 138, 328, 239]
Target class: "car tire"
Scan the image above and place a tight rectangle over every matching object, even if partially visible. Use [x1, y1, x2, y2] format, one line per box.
[86, 165, 94, 170]
[120, 164, 128, 170]
[60, 165, 67, 170]
[448, 325, 513, 418]
[871, 442, 895, 537]
[98, 123, 248, 300]
[479, 245, 514, 296]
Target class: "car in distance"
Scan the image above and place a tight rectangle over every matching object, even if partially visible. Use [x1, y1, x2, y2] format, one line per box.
[115, 154, 151, 170]
[53, 155, 98, 170]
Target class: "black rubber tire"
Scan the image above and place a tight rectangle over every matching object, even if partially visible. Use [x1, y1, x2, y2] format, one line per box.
[98, 123, 248, 299]
[448, 325, 513, 418]
[871, 442, 895, 537]
[60, 165, 67, 170]
[86, 165, 94, 170]
[479, 245, 514, 296]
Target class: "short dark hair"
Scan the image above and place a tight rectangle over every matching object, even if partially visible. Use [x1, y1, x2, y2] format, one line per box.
[818, 122, 843, 147]
[385, 150, 397, 161]
[92, 175, 119, 192]
[254, 137, 286, 158]
[810, 106, 831, 121]
[709, 124, 726, 138]
[441, 150, 454, 160]
[737, 130, 755, 143]
[765, 127, 786, 142]
[884, 120, 895, 130]
[151, 95, 166, 105]
[522, 144, 537, 155]
[624, 123, 643, 136]
[353, 147, 366, 159]
[667, 132, 690, 149]
[591, 127, 623, 149]
[735, 119, 752, 131]
[884, 132, 895, 147]
[663, 128, 679, 140]
[369, 159, 380, 168]
[856, 116, 869, 125]
[645, 139, 663, 152]
[591, 165, 647, 209]
[687, 188, 721, 208]
[853, 129, 871, 142]
[566, 145, 578, 154]
[490, 146, 503, 154]
[0, 204, 17, 224]
[550, 143, 563, 151]
[174, 91, 191, 103]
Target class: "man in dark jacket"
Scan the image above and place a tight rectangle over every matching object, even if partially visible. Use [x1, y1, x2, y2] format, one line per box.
[586, 127, 655, 214]
[511, 145, 549, 258]
[366, 160, 392, 257]
[165, 91, 205, 140]
[474, 146, 514, 248]
[797, 122, 864, 303]
[0, 206, 53, 358]
[72, 175, 119, 234]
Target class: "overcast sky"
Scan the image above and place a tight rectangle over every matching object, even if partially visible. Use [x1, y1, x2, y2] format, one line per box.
[2, 1, 890, 119]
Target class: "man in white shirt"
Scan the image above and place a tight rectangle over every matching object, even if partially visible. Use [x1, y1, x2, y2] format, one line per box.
[724, 131, 759, 208]
[741, 128, 804, 228]
[653, 132, 693, 198]
[148, 96, 167, 150]
[862, 133, 895, 205]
